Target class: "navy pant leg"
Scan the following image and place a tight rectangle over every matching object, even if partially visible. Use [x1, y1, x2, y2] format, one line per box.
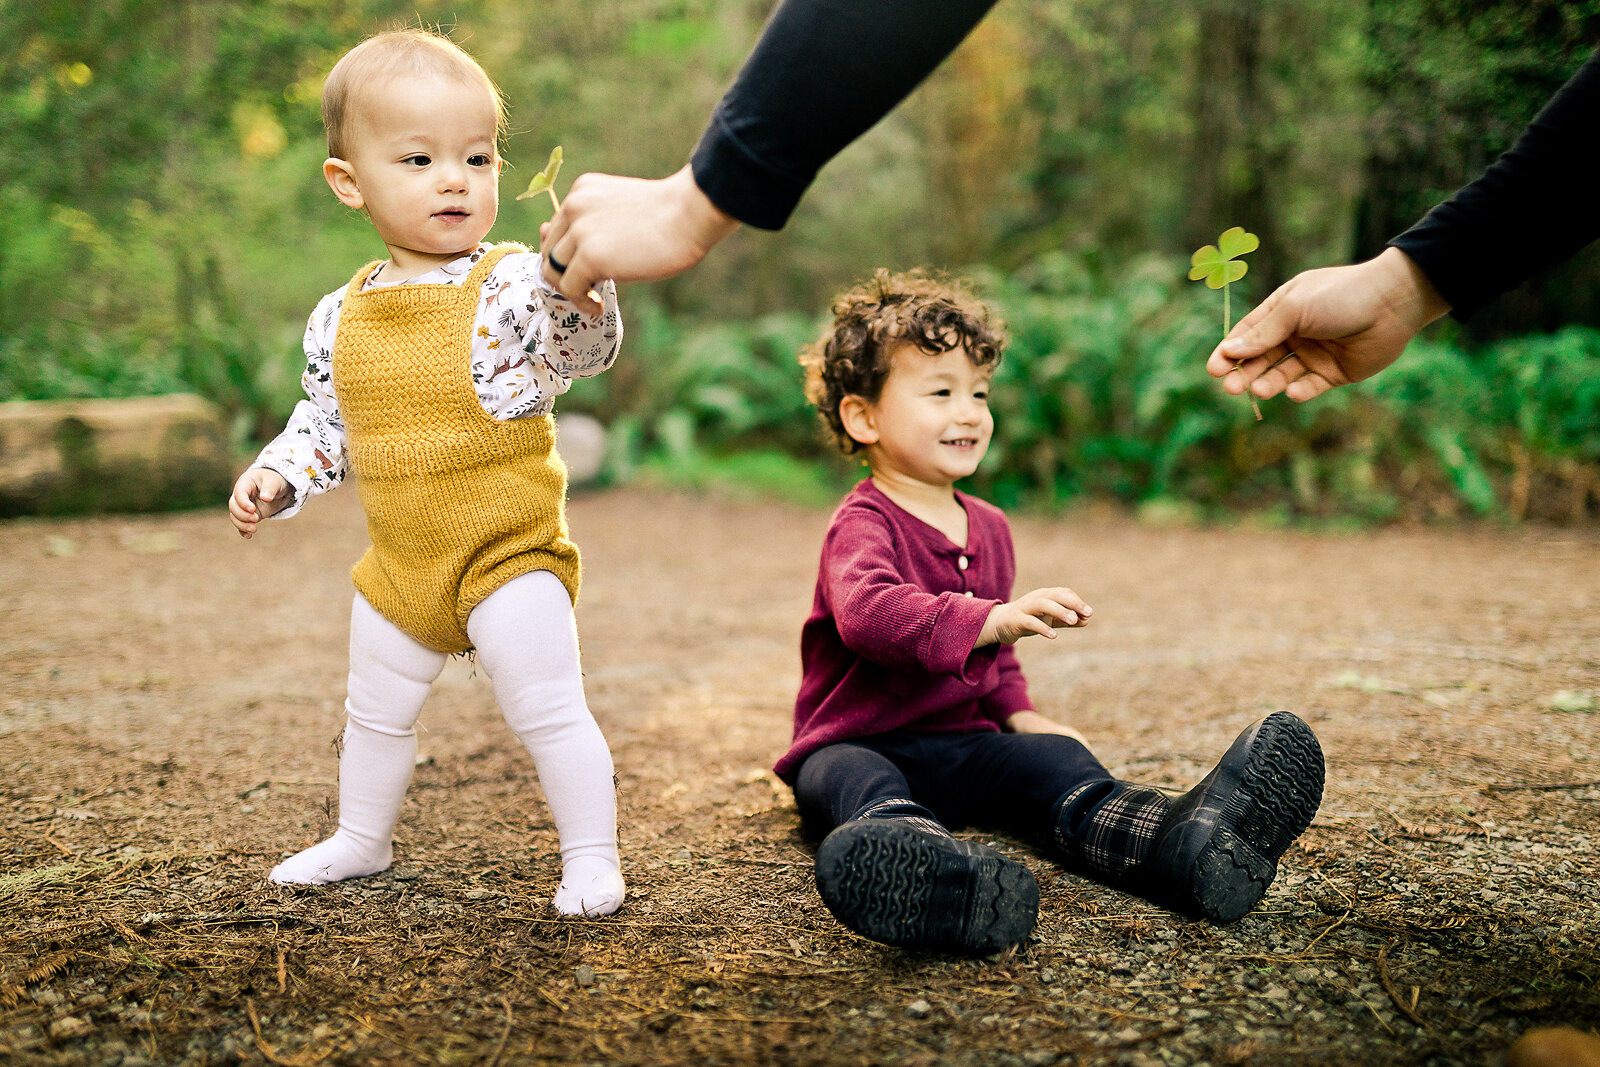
[792, 742, 917, 837]
[793, 730, 1112, 840]
[922, 731, 1111, 833]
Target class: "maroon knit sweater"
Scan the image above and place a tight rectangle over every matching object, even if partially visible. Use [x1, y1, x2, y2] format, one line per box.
[776, 479, 1034, 782]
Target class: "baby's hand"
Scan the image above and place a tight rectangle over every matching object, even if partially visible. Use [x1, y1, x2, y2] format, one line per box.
[228, 468, 291, 539]
[978, 587, 1092, 646]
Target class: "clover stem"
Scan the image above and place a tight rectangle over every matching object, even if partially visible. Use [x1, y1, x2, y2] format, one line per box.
[1223, 283, 1262, 421]
[547, 188, 561, 214]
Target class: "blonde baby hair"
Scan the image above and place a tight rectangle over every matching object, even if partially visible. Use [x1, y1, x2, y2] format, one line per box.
[322, 28, 506, 159]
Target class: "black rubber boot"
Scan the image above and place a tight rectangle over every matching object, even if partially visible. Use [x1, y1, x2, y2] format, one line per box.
[1141, 710, 1325, 922]
[814, 802, 1038, 954]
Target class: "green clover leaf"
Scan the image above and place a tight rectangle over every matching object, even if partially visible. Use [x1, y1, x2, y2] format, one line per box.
[1188, 226, 1259, 289]
[1189, 225, 1263, 420]
[516, 145, 565, 209]
[1218, 225, 1259, 260]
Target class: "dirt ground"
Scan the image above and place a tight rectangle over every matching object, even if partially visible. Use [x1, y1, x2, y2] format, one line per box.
[3, 485, 1598, 1066]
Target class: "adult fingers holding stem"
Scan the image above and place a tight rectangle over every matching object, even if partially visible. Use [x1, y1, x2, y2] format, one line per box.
[1206, 247, 1451, 404]
[535, 217, 604, 317]
[538, 166, 739, 315]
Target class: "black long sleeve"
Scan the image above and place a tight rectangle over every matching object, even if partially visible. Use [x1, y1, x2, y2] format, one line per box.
[689, 0, 1000, 230]
[1389, 47, 1600, 320]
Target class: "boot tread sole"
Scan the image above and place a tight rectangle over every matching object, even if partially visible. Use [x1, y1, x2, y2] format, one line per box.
[815, 822, 1039, 953]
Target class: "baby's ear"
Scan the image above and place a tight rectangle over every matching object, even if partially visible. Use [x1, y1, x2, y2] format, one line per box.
[838, 394, 878, 446]
[323, 158, 364, 210]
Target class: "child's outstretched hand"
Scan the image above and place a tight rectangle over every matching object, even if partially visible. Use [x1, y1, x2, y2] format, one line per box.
[229, 467, 291, 539]
[978, 587, 1092, 646]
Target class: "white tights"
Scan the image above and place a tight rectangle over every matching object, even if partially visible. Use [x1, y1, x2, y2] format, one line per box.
[269, 570, 625, 916]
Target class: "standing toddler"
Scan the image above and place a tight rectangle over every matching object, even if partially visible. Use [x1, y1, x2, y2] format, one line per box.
[229, 29, 624, 916]
[786, 269, 1325, 951]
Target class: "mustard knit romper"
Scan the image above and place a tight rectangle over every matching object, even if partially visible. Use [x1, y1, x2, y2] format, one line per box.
[331, 243, 580, 654]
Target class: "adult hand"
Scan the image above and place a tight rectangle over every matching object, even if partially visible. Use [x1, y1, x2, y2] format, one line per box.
[1207, 247, 1452, 404]
[538, 164, 740, 316]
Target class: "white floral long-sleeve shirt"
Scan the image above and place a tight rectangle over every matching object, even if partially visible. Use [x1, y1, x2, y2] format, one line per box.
[255, 244, 621, 518]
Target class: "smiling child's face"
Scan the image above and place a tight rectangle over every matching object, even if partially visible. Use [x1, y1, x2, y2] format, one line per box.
[851, 342, 994, 490]
[324, 71, 501, 280]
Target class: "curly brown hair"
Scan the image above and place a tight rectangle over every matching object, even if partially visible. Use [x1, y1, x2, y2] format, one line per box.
[801, 269, 1006, 454]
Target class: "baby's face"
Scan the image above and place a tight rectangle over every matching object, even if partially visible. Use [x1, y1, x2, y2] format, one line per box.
[336, 71, 500, 275]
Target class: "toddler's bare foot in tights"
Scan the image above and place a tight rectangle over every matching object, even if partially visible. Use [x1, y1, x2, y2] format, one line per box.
[269, 834, 392, 885]
[553, 855, 626, 916]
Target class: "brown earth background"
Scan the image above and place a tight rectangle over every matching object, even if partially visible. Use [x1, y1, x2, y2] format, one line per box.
[3, 486, 1598, 1065]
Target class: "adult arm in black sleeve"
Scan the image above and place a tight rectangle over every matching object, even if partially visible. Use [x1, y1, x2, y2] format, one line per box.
[1389, 46, 1600, 319]
[540, 0, 1000, 311]
[690, 0, 1002, 230]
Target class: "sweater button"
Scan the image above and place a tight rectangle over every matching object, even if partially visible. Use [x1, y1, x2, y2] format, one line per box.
[957, 555, 969, 570]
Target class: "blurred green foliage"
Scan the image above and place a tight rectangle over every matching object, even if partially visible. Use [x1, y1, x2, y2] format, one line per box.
[1360, 0, 1600, 339]
[974, 260, 1600, 524]
[559, 260, 1600, 524]
[1, 0, 1597, 522]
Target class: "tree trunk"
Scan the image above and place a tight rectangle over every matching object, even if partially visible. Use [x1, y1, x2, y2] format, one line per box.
[1185, 0, 1288, 296]
[1357, 0, 1600, 342]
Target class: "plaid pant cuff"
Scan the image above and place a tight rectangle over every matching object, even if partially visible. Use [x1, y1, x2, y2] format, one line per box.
[852, 797, 951, 839]
[1054, 783, 1170, 877]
